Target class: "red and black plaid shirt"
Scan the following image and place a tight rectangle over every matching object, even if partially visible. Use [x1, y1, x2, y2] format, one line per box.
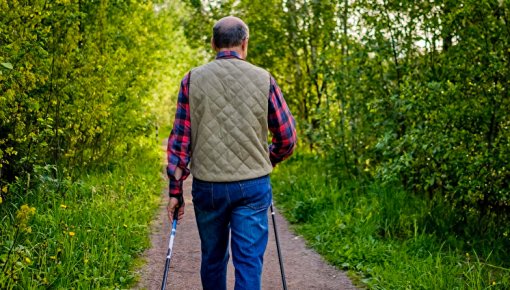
[167, 51, 297, 196]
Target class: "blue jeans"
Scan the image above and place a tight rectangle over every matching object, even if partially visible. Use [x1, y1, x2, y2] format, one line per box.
[192, 175, 272, 290]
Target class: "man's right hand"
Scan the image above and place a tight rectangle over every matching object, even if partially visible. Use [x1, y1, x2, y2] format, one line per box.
[167, 196, 185, 224]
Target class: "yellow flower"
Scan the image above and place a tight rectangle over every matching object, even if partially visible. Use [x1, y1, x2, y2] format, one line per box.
[2, 185, 7, 193]
[69, 231, 75, 237]
[0, 196, 2, 204]
[25, 257, 31, 264]
[16, 204, 36, 233]
[60, 204, 67, 209]
[19, 204, 35, 214]
[492, 281, 496, 285]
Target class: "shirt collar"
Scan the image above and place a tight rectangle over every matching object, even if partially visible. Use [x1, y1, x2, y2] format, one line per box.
[216, 50, 241, 59]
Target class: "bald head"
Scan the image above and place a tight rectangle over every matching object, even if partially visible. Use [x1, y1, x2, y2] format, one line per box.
[212, 16, 249, 49]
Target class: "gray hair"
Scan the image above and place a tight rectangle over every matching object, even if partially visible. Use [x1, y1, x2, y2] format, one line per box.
[212, 18, 249, 48]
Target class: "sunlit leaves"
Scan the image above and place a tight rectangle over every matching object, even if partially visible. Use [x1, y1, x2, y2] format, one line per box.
[0, 1, 198, 198]
[1, 62, 13, 69]
[185, 0, 510, 233]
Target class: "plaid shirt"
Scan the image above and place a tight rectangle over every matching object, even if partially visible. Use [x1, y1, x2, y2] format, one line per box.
[167, 51, 297, 196]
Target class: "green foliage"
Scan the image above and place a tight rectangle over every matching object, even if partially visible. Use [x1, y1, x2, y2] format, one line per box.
[183, 0, 510, 237]
[272, 155, 510, 289]
[0, 0, 199, 198]
[0, 140, 161, 288]
[0, 0, 200, 287]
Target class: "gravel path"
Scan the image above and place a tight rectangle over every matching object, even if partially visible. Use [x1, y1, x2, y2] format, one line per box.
[133, 145, 357, 290]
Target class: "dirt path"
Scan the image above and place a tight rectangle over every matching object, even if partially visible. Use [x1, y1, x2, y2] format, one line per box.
[133, 146, 357, 290]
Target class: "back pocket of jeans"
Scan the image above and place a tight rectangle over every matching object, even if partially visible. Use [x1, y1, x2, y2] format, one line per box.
[241, 180, 272, 210]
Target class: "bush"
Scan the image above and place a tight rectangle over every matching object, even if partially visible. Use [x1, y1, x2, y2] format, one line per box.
[271, 154, 510, 289]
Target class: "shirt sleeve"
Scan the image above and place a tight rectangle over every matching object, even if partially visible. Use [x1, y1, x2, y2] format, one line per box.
[166, 72, 192, 196]
[268, 76, 297, 166]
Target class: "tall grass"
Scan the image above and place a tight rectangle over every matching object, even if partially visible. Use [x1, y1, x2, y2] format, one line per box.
[0, 138, 162, 289]
[271, 154, 510, 289]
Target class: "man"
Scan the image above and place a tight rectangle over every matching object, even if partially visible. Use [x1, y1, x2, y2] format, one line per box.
[166, 16, 296, 290]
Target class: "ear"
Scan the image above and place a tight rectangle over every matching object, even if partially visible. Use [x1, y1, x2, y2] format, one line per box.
[241, 38, 248, 51]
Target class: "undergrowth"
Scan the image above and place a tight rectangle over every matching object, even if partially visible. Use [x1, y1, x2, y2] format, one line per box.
[0, 137, 162, 289]
[271, 153, 510, 289]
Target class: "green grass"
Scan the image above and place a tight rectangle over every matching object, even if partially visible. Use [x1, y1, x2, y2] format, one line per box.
[0, 138, 162, 289]
[271, 153, 510, 289]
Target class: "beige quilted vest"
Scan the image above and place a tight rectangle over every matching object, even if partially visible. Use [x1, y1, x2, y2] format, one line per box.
[189, 58, 273, 182]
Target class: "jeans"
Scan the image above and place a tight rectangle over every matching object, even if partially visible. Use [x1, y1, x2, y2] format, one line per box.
[192, 175, 272, 290]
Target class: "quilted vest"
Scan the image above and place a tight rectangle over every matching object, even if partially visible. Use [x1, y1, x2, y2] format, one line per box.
[189, 58, 273, 182]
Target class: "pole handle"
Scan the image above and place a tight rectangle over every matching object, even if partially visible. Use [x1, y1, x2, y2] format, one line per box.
[173, 206, 179, 222]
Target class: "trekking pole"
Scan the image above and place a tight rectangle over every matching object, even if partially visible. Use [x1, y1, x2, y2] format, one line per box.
[270, 202, 288, 290]
[161, 202, 180, 290]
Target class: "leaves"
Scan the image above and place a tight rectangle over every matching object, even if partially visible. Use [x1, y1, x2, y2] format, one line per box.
[1, 62, 13, 69]
[184, 0, 510, 233]
[0, 1, 198, 195]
